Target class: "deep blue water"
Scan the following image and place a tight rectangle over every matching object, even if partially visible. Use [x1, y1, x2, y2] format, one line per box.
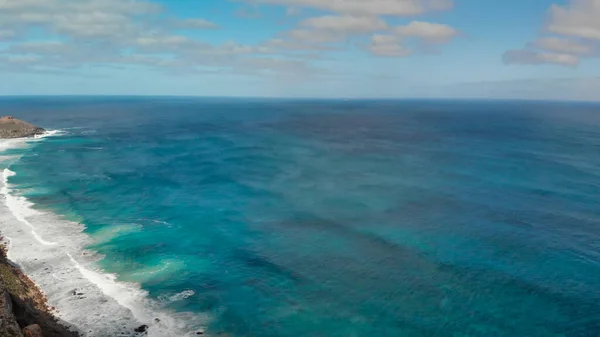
[1, 97, 600, 336]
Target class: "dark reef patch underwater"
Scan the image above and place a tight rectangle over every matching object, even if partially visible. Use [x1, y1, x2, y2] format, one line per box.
[1, 97, 600, 336]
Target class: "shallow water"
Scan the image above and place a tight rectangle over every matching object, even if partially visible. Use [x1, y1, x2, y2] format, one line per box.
[1, 98, 600, 336]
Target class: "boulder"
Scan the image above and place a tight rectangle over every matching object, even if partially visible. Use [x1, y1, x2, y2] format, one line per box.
[134, 324, 148, 333]
[23, 324, 43, 337]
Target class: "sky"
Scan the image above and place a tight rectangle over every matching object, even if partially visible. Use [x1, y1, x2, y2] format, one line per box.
[1, 0, 600, 100]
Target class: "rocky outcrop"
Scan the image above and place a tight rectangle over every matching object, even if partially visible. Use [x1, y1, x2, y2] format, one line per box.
[0, 243, 79, 337]
[0, 116, 46, 139]
[0, 280, 23, 337]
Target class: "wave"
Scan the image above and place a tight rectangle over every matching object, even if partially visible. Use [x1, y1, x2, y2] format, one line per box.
[158, 290, 196, 304]
[1, 169, 57, 246]
[34, 129, 66, 139]
[0, 137, 205, 336]
[0, 137, 30, 152]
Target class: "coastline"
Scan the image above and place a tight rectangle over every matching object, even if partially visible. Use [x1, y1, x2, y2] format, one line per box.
[0, 135, 203, 337]
[0, 135, 83, 336]
[0, 241, 80, 337]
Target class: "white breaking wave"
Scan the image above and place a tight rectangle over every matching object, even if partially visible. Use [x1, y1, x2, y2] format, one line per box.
[1, 169, 57, 246]
[0, 134, 206, 337]
[34, 129, 65, 139]
[159, 290, 196, 304]
[0, 137, 29, 152]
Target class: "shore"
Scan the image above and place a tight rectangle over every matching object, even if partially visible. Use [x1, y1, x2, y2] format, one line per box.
[0, 119, 77, 336]
[0, 135, 200, 337]
[0, 241, 79, 337]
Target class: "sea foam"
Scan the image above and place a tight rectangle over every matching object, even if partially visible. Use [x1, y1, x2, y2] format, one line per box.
[0, 135, 205, 337]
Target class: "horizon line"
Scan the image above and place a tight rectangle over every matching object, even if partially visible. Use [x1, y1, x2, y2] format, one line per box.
[0, 95, 599, 104]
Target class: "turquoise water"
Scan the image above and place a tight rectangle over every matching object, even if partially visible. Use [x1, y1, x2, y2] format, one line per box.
[1, 98, 600, 336]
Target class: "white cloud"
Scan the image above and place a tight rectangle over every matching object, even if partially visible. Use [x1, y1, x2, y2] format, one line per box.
[0, 0, 458, 79]
[0, 0, 49, 10]
[263, 38, 339, 51]
[204, 41, 273, 55]
[287, 29, 344, 43]
[10, 40, 68, 53]
[175, 18, 220, 30]
[530, 37, 593, 55]
[244, 0, 453, 16]
[502, 49, 579, 66]
[0, 0, 160, 41]
[0, 0, 314, 77]
[546, 0, 600, 40]
[503, 0, 600, 68]
[285, 15, 389, 45]
[235, 4, 262, 18]
[300, 15, 388, 34]
[395, 21, 458, 43]
[286, 7, 301, 16]
[0, 0, 219, 41]
[132, 35, 200, 54]
[363, 21, 458, 57]
[368, 34, 412, 57]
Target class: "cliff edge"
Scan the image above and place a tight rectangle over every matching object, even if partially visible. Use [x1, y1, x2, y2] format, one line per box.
[0, 242, 79, 337]
[0, 116, 46, 139]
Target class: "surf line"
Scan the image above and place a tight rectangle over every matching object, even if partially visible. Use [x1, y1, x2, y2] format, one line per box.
[1, 168, 58, 246]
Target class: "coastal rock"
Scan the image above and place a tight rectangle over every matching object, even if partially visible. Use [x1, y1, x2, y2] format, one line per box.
[0, 245, 79, 337]
[0, 116, 46, 139]
[134, 324, 148, 333]
[0, 281, 24, 337]
[23, 324, 43, 337]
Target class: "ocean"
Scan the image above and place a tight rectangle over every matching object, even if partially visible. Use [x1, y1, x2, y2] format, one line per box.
[1, 97, 600, 337]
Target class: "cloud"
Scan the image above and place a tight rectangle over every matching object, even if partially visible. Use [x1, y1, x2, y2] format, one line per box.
[0, 0, 217, 41]
[395, 21, 458, 43]
[285, 15, 458, 55]
[286, 7, 301, 16]
[0, 0, 162, 40]
[300, 15, 388, 34]
[263, 38, 339, 51]
[243, 0, 453, 16]
[1, 0, 458, 80]
[546, 0, 600, 40]
[368, 34, 412, 57]
[174, 18, 220, 30]
[0, 0, 329, 78]
[287, 29, 344, 43]
[529, 37, 594, 55]
[283, 15, 389, 45]
[10, 40, 69, 54]
[363, 21, 458, 57]
[502, 49, 579, 66]
[0, 0, 159, 13]
[235, 4, 262, 18]
[503, 0, 600, 67]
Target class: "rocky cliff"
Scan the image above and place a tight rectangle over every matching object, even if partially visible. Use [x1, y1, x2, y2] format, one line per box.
[0, 243, 79, 337]
[0, 116, 46, 139]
